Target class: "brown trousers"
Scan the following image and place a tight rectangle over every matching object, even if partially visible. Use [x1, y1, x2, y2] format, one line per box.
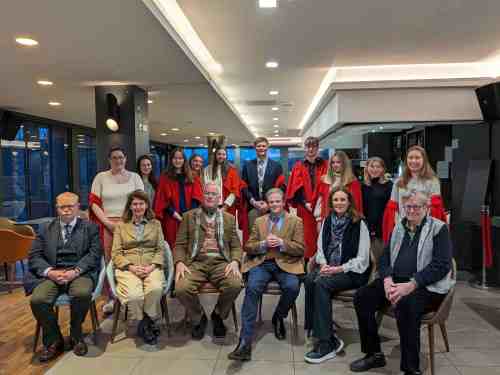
[175, 256, 242, 324]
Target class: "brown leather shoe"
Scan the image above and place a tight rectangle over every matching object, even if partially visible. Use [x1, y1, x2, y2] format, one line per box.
[70, 338, 88, 357]
[39, 341, 64, 363]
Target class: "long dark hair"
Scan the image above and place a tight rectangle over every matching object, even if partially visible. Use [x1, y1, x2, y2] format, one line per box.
[137, 154, 158, 189]
[210, 147, 232, 179]
[164, 147, 194, 183]
[121, 190, 155, 222]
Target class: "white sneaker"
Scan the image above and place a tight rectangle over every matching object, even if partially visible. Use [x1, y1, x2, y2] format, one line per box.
[102, 299, 115, 314]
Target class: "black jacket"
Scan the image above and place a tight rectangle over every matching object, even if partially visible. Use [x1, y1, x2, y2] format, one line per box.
[241, 158, 285, 203]
[24, 218, 103, 295]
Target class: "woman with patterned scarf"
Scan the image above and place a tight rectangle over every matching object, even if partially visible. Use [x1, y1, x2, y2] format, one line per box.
[304, 187, 371, 364]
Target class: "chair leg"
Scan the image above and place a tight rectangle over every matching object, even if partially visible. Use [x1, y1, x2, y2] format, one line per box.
[20, 260, 26, 276]
[110, 300, 121, 344]
[232, 303, 238, 333]
[33, 322, 41, 352]
[162, 296, 171, 337]
[90, 302, 99, 344]
[124, 305, 128, 322]
[428, 324, 435, 375]
[291, 303, 299, 344]
[439, 322, 450, 352]
[4, 263, 11, 294]
[258, 295, 263, 324]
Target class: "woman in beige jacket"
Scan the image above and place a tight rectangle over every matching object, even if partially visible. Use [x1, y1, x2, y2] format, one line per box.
[112, 190, 165, 345]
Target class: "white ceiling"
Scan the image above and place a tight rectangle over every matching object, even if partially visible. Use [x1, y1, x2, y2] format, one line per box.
[175, 0, 500, 137]
[0, 0, 253, 145]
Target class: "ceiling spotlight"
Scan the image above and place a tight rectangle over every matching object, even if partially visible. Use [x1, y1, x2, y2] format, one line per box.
[273, 124, 279, 128]
[184, 139, 189, 142]
[160, 133, 167, 136]
[265, 61, 279, 69]
[371, 129, 376, 133]
[15, 37, 39, 46]
[271, 107, 279, 111]
[269, 90, 279, 96]
[105, 93, 120, 132]
[379, 126, 384, 130]
[259, 0, 277, 8]
[48, 101, 61, 106]
[194, 136, 201, 139]
[208, 132, 216, 135]
[273, 117, 279, 121]
[171, 128, 180, 131]
[274, 129, 279, 133]
[37, 80, 53, 86]
[148, 99, 154, 104]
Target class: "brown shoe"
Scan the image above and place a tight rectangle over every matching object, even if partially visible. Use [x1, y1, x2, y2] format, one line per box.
[39, 341, 64, 363]
[70, 338, 88, 357]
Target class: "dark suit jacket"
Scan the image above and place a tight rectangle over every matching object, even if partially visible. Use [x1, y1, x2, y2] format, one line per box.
[24, 217, 103, 295]
[241, 158, 285, 203]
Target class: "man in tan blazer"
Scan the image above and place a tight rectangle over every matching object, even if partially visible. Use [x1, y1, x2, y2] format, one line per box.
[228, 188, 304, 361]
[174, 181, 243, 340]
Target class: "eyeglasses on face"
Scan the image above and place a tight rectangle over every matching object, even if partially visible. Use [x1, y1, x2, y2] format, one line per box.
[404, 204, 425, 211]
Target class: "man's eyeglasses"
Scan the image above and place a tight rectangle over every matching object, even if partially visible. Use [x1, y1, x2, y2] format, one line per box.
[404, 204, 425, 211]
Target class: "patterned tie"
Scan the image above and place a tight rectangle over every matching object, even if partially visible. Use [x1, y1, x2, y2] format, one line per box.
[64, 224, 72, 243]
[258, 159, 265, 198]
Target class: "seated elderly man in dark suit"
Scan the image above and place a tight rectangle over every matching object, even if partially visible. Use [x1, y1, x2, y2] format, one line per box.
[350, 190, 453, 375]
[25, 192, 102, 362]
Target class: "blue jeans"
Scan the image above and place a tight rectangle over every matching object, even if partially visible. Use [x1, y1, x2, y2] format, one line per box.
[240, 260, 300, 343]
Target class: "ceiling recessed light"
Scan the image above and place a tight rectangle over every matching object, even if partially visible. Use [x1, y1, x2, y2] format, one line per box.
[273, 124, 279, 128]
[171, 128, 180, 131]
[194, 136, 201, 140]
[371, 129, 376, 133]
[273, 117, 279, 121]
[274, 129, 279, 133]
[184, 139, 189, 142]
[48, 101, 61, 106]
[271, 107, 279, 111]
[269, 90, 279, 95]
[379, 126, 384, 130]
[208, 132, 216, 136]
[37, 80, 53, 86]
[259, 0, 277, 8]
[160, 133, 167, 136]
[15, 37, 39, 46]
[265, 61, 279, 69]
[148, 99, 154, 104]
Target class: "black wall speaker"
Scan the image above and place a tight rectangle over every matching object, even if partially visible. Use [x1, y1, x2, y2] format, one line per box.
[0, 111, 21, 141]
[475, 82, 500, 122]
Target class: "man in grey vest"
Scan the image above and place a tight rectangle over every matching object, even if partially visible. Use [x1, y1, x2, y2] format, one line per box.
[350, 190, 453, 375]
[25, 192, 102, 362]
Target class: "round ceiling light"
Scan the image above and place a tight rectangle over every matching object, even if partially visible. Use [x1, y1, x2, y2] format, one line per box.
[15, 37, 39, 46]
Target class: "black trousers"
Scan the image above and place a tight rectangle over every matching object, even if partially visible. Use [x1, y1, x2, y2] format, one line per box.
[304, 269, 367, 342]
[353, 278, 445, 373]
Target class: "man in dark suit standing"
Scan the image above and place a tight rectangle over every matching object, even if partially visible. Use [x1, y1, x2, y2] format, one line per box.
[25, 192, 102, 362]
[241, 137, 286, 232]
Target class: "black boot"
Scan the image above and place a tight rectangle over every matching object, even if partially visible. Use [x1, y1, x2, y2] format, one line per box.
[272, 314, 286, 340]
[191, 313, 208, 340]
[211, 310, 227, 338]
[350, 353, 386, 372]
[228, 339, 252, 361]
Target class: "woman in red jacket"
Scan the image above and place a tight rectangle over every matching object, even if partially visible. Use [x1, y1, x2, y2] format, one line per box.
[314, 151, 363, 228]
[382, 145, 446, 244]
[154, 148, 203, 250]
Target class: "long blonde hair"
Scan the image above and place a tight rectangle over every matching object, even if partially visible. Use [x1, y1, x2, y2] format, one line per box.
[322, 151, 356, 186]
[398, 145, 437, 188]
[363, 157, 389, 185]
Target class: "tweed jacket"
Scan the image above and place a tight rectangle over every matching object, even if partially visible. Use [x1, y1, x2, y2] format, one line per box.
[111, 219, 164, 270]
[173, 208, 242, 265]
[243, 213, 305, 274]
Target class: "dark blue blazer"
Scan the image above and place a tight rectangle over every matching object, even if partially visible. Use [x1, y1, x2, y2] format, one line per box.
[241, 158, 285, 203]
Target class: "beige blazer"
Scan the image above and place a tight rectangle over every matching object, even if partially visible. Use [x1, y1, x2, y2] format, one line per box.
[111, 219, 164, 269]
[243, 213, 304, 274]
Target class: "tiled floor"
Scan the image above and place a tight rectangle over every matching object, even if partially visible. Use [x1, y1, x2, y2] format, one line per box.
[46, 281, 500, 375]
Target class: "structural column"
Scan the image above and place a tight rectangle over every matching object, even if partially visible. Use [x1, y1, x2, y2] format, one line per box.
[95, 85, 149, 171]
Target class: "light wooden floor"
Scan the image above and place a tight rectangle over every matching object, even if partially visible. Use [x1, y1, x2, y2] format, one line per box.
[0, 284, 103, 375]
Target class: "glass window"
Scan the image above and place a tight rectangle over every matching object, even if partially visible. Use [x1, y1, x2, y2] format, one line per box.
[226, 148, 235, 164]
[288, 149, 304, 171]
[268, 147, 281, 161]
[76, 134, 96, 209]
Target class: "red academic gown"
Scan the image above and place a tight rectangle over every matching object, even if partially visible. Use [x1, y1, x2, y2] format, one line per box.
[222, 167, 242, 217]
[154, 174, 203, 250]
[315, 179, 363, 220]
[285, 159, 328, 259]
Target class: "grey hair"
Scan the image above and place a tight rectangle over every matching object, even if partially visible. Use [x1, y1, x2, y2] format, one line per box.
[265, 188, 284, 201]
[402, 189, 430, 205]
[203, 181, 221, 196]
